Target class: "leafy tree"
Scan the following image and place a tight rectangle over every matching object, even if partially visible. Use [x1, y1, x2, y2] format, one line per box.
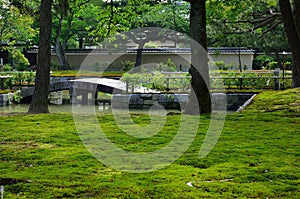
[206, 0, 288, 69]
[28, 0, 53, 114]
[52, 0, 70, 70]
[91, 0, 190, 68]
[0, 1, 36, 69]
[52, 0, 101, 70]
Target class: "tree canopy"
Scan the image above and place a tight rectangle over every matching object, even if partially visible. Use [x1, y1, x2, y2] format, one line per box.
[2, 0, 300, 114]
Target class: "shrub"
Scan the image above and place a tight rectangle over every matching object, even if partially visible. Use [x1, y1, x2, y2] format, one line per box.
[3, 64, 13, 71]
[51, 62, 60, 71]
[226, 63, 234, 70]
[253, 55, 275, 69]
[285, 61, 292, 70]
[214, 61, 227, 70]
[157, 58, 177, 72]
[121, 60, 135, 71]
[144, 42, 158, 48]
[267, 61, 278, 70]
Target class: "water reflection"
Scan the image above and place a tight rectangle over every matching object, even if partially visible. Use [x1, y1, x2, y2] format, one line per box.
[0, 104, 180, 115]
[0, 104, 113, 114]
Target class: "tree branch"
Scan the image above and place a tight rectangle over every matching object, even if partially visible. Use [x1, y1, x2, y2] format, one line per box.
[260, 20, 282, 37]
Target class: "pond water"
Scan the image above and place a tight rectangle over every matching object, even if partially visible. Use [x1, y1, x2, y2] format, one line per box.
[0, 103, 178, 115]
[0, 104, 113, 114]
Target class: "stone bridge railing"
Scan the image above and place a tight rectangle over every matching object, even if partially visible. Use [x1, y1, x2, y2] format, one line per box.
[21, 81, 73, 98]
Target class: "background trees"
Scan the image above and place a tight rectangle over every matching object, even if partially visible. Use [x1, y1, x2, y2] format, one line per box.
[0, 1, 36, 70]
[2, 0, 299, 114]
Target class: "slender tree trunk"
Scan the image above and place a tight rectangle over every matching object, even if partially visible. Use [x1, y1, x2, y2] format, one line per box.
[28, 0, 52, 114]
[55, 17, 69, 70]
[275, 51, 282, 69]
[238, 45, 242, 72]
[185, 0, 211, 114]
[55, 41, 69, 70]
[279, 0, 300, 87]
[79, 38, 84, 49]
[135, 42, 145, 69]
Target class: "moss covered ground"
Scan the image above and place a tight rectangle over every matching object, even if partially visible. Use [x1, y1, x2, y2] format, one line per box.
[0, 88, 300, 198]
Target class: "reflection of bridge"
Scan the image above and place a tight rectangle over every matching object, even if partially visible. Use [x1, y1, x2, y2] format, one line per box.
[20, 78, 153, 105]
[70, 78, 127, 105]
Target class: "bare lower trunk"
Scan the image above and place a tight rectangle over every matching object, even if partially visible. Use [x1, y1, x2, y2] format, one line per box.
[28, 0, 52, 114]
[291, 54, 300, 87]
[185, 0, 211, 114]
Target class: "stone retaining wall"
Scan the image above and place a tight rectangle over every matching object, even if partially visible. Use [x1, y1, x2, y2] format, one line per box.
[112, 93, 189, 110]
[0, 93, 14, 106]
[112, 93, 254, 111]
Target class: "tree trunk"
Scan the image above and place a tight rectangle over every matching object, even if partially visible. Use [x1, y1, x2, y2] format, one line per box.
[238, 45, 242, 72]
[55, 40, 69, 70]
[55, 17, 69, 70]
[293, 0, 300, 36]
[135, 42, 145, 69]
[185, 0, 211, 114]
[279, 0, 300, 87]
[28, 0, 52, 114]
[79, 38, 83, 49]
[275, 51, 282, 69]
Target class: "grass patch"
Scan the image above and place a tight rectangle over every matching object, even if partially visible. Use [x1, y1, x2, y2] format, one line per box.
[0, 89, 300, 198]
[244, 88, 300, 113]
[51, 70, 123, 77]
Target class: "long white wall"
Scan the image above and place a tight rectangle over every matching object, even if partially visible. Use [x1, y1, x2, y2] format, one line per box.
[51, 52, 254, 71]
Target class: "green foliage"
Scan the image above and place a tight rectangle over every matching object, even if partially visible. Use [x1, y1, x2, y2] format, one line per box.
[0, 71, 36, 86]
[210, 70, 292, 89]
[2, 46, 30, 71]
[13, 90, 22, 104]
[51, 62, 60, 71]
[157, 58, 177, 72]
[207, 0, 288, 54]
[120, 66, 191, 92]
[144, 42, 159, 48]
[285, 61, 292, 70]
[121, 72, 144, 92]
[210, 62, 236, 70]
[267, 61, 278, 70]
[214, 61, 227, 70]
[121, 60, 135, 71]
[151, 72, 166, 91]
[0, 3, 36, 71]
[253, 55, 275, 69]
[3, 64, 13, 72]
[0, 4, 36, 43]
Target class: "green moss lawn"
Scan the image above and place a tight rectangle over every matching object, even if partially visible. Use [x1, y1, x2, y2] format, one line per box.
[1, 89, 300, 198]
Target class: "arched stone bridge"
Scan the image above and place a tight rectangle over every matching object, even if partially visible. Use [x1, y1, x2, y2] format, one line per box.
[20, 78, 151, 105]
[21, 78, 125, 104]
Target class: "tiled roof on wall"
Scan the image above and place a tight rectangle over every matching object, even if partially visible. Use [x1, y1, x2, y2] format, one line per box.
[27, 47, 255, 54]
